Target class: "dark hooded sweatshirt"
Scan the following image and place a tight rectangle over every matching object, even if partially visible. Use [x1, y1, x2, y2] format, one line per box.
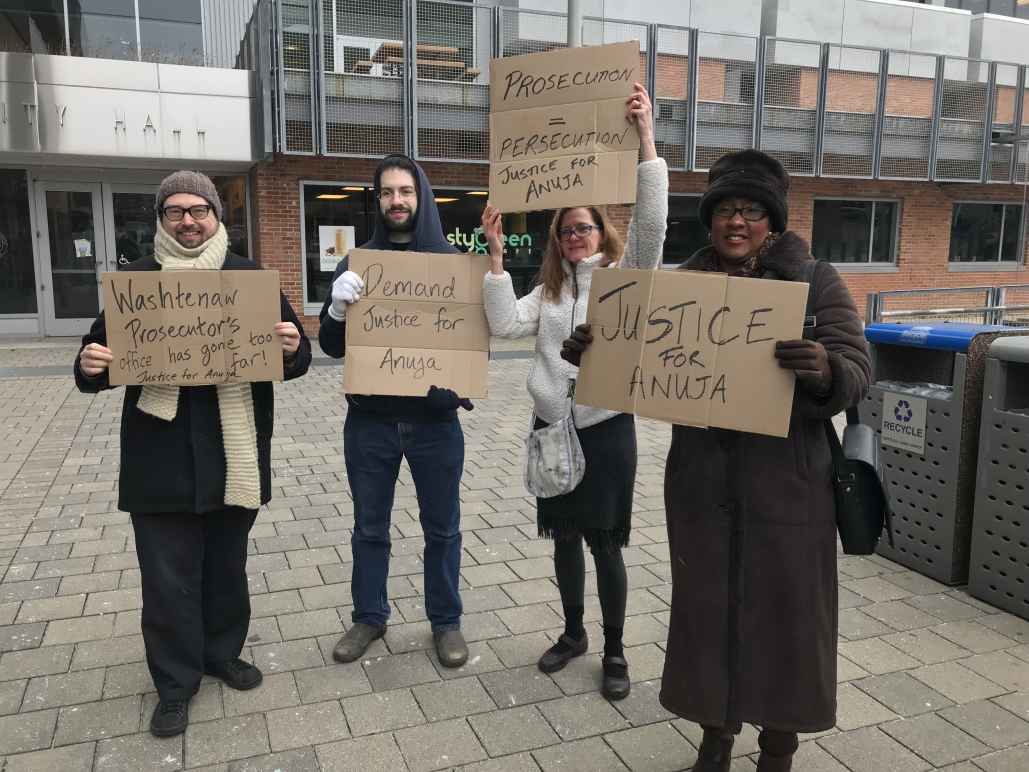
[318, 157, 461, 422]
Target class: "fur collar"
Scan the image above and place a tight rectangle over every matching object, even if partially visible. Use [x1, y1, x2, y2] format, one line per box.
[681, 230, 813, 281]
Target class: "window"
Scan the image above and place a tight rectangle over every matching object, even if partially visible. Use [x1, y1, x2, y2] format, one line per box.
[949, 203, 1023, 262]
[812, 200, 898, 264]
[68, 1, 138, 61]
[138, 0, 203, 66]
[0, 170, 36, 314]
[212, 177, 251, 259]
[662, 196, 706, 265]
[0, 2, 67, 55]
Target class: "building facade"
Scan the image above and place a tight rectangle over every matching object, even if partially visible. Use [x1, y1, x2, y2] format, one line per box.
[3, 0, 1029, 336]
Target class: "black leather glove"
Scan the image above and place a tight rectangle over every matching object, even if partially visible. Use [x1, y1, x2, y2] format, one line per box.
[426, 385, 474, 412]
[559, 323, 594, 367]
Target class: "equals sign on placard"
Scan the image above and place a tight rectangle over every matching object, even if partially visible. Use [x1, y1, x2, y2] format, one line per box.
[548, 117, 567, 127]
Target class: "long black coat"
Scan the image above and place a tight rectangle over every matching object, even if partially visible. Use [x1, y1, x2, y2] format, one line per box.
[73, 254, 312, 515]
[658, 233, 871, 733]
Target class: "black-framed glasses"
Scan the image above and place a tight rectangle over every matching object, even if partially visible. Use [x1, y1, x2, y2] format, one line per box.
[162, 204, 213, 222]
[558, 223, 601, 240]
[712, 204, 768, 222]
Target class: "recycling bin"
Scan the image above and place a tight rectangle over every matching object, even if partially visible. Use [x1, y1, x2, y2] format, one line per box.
[968, 336, 1029, 619]
[858, 323, 1028, 585]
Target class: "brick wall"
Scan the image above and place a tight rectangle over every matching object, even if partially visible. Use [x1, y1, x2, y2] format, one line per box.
[252, 153, 1029, 333]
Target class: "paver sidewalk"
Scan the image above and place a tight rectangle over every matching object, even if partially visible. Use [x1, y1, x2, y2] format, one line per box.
[0, 344, 1027, 771]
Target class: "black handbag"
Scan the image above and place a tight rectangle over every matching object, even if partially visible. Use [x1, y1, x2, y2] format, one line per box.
[802, 261, 893, 555]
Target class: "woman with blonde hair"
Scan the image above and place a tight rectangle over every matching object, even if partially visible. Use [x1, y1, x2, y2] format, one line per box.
[480, 82, 667, 699]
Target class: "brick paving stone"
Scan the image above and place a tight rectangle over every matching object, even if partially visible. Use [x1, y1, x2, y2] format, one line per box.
[0, 678, 27, 716]
[834, 682, 900, 730]
[100, 661, 152, 699]
[40, 614, 114, 646]
[496, 603, 563, 635]
[69, 633, 144, 670]
[837, 608, 895, 640]
[817, 726, 931, 772]
[462, 563, 520, 587]
[861, 600, 941, 631]
[853, 671, 954, 717]
[22, 668, 105, 712]
[82, 588, 141, 615]
[412, 676, 495, 721]
[468, 704, 560, 756]
[184, 714, 270, 767]
[395, 716, 489, 771]
[605, 721, 696, 772]
[974, 744, 1029, 771]
[538, 692, 630, 741]
[223, 672, 299, 717]
[142, 682, 224, 725]
[229, 748, 321, 772]
[910, 661, 1009, 704]
[994, 692, 1029, 721]
[342, 687, 425, 736]
[432, 640, 507, 680]
[960, 650, 1029, 692]
[940, 699, 1029, 749]
[251, 638, 324, 675]
[931, 620, 1015, 653]
[57, 573, 120, 597]
[3, 742, 95, 772]
[94, 732, 183, 771]
[612, 679, 676, 726]
[789, 740, 850, 772]
[294, 663, 371, 703]
[479, 665, 563, 707]
[275, 608, 342, 641]
[0, 622, 45, 653]
[881, 713, 989, 766]
[0, 709, 58, 755]
[503, 578, 561, 606]
[383, 620, 434, 653]
[53, 694, 141, 745]
[905, 593, 982, 622]
[315, 733, 406, 772]
[838, 637, 923, 675]
[0, 644, 73, 681]
[265, 700, 350, 751]
[0, 579, 60, 604]
[362, 650, 440, 691]
[250, 590, 305, 618]
[487, 631, 553, 669]
[532, 736, 628, 772]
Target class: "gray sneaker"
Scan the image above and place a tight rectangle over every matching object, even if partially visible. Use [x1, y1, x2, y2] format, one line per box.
[433, 629, 468, 668]
[332, 623, 386, 663]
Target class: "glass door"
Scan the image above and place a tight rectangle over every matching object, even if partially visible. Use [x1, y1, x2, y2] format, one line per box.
[103, 184, 157, 270]
[37, 183, 107, 336]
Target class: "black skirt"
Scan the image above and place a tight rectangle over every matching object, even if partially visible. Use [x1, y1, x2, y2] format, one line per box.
[535, 412, 637, 553]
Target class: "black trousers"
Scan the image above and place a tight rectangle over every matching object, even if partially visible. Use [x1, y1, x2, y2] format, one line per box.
[131, 507, 258, 701]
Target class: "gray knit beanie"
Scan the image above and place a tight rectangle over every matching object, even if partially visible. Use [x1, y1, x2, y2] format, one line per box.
[157, 170, 223, 222]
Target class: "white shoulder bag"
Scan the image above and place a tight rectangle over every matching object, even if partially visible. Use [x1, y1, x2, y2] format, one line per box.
[523, 378, 586, 498]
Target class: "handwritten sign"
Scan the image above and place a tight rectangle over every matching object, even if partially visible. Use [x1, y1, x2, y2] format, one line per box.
[101, 270, 284, 386]
[575, 268, 808, 437]
[343, 249, 491, 398]
[488, 41, 640, 212]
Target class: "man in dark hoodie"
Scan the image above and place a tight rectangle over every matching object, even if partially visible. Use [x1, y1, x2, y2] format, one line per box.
[320, 155, 472, 668]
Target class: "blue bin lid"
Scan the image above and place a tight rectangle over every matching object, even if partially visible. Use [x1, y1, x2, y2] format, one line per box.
[865, 322, 1023, 353]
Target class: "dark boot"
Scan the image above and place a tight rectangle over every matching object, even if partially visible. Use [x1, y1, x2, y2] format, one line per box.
[757, 729, 798, 772]
[690, 726, 734, 772]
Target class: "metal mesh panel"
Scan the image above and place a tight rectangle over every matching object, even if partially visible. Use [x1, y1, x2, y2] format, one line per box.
[414, 0, 491, 162]
[500, 8, 566, 58]
[693, 32, 757, 171]
[822, 45, 880, 178]
[1016, 139, 1029, 185]
[880, 52, 937, 180]
[877, 287, 994, 325]
[990, 64, 1020, 183]
[935, 57, 989, 182]
[280, 0, 316, 153]
[760, 38, 819, 176]
[322, 0, 405, 156]
[654, 26, 689, 171]
[998, 285, 1029, 326]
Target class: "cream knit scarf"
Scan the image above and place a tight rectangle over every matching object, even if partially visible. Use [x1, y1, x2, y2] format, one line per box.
[135, 222, 261, 510]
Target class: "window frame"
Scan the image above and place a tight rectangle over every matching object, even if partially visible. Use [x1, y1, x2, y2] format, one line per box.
[810, 197, 901, 272]
[947, 200, 1026, 271]
[661, 192, 704, 267]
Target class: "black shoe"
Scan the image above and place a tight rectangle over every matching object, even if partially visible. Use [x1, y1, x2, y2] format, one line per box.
[205, 658, 263, 691]
[601, 655, 631, 700]
[150, 699, 189, 737]
[691, 728, 734, 772]
[538, 632, 589, 673]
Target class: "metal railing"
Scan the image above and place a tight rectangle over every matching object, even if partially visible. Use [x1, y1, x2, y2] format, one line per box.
[252, 0, 1029, 184]
[866, 284, 1029, 325]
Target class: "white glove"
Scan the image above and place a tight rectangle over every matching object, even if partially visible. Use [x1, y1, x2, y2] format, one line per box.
[328, 270, 364, 321]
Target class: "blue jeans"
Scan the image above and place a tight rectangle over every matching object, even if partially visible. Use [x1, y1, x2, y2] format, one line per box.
[343, 410, 464, 632]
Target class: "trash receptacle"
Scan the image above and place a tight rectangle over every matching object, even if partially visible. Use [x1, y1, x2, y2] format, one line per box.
[858, 322, 1028, 585]
[968, 336, 1029, 619]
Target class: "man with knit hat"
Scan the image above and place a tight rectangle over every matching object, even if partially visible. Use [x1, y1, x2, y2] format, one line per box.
[74, 170, 312, 738]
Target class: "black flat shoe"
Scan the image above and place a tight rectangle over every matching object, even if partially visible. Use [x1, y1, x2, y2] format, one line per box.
[150, 699, 189, 737]
[601, 655, 631, 700]
[538, 632, 589, 673]
[205, 658, 263, 691]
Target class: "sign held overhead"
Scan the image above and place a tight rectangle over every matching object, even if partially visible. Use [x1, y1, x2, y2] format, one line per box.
[344, 248, 491, 398]
[488, 41, 641, 213]
[575, 268, 808, 438]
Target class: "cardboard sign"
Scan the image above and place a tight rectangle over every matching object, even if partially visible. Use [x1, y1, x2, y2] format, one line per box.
[343, 248, 491, 398]
[880, 393, 927, 454]
[488, 41, 641, 213]
[101, 270, 284, 386]
[575, 268, 808, 438]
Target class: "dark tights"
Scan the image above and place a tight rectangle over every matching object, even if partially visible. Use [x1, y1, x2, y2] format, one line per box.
[553, 535, 627, 658]
[701, 725, 799, 757]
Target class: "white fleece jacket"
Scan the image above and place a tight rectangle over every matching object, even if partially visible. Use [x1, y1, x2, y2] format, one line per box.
[483, 158, 669, 427]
